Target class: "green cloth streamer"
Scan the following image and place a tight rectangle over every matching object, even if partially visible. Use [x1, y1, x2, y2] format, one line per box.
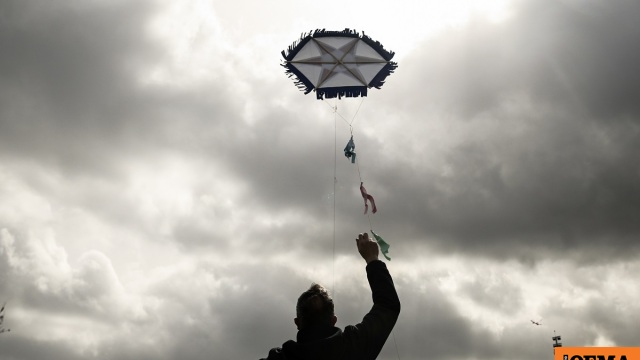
[371, 230, 391, 261]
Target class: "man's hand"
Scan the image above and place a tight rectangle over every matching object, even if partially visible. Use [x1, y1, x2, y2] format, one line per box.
[356, 232, 379, 264]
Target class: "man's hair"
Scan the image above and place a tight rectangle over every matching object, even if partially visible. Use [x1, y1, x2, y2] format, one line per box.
[296, 283, 334, 328]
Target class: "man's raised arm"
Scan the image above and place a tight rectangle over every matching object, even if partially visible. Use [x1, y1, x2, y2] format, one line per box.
[347, 233, 401, 359]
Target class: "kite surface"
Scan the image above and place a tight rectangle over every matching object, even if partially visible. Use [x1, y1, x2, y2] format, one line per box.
[282, 29, 398, 99]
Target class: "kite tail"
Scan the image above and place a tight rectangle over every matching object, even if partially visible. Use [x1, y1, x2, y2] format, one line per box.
[344, 136, 356, 163]
[360, 182, 377, 214]
[368, 195, 377, 214]
[371, 230, 391, 261]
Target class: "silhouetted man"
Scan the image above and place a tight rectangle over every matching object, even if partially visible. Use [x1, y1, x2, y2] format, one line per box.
[260, 232, 400, 359]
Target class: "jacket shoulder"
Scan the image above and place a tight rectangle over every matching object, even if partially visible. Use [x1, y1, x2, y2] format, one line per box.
[261, 346, 284, 360]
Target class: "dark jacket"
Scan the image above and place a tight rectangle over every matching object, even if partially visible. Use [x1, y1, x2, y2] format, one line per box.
[260, 260, 400, 360]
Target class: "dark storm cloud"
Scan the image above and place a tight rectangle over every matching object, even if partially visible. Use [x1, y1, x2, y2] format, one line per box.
[0, 0, 251, 252]
[372, 0, 640, 261]
[0, 0, 240, 180]
[398, 0, 640, 119]
[0, 0, 156, 165]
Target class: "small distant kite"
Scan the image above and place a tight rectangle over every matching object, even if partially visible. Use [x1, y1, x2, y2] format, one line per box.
[282, 29, 398, 99]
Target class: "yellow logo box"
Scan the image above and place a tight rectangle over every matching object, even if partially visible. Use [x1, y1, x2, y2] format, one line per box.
[554, 347, 640, 360]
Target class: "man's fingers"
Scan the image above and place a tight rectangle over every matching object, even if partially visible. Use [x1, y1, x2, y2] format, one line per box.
[356, 232, 373, 246]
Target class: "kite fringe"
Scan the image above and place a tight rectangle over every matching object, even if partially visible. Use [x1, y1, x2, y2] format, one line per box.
[281, 28, 394, 60]
[369, 62, 398, 90]
[281, 29, 315, 61]
[360, 32, 395, 61]
[282, 62, 315, 94]
[360, 32, 398, 90]
[316, 86, 368, 100]
[281, 28, 359, 60]
[311, 28, 360, 38]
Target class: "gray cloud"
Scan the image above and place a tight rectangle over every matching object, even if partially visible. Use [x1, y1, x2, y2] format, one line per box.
[460, 273, 523, 315]
[365, 0, 640, 262]
[0, 336, 85, 360]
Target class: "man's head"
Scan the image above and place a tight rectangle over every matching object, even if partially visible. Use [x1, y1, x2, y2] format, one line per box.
[294, 283, 337, 330]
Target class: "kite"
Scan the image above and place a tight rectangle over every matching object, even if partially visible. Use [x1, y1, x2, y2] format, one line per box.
[360, 182, 377, 214]
[343, 136, 356, 163]
[282, 29, 398, 99]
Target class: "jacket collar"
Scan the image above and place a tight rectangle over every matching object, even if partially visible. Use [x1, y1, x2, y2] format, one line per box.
[296, 326, 341, 343]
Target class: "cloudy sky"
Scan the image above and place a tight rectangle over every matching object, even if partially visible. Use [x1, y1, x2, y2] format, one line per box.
[1, 0, 640, 359]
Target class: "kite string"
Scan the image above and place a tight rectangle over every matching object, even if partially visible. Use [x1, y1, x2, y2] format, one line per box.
[332, 100, 337, 296]
[322, 99, 356, 130]
[329, 98, 363, 298]
[349, 97, 365, 128]
[325, 97, 370, 229]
